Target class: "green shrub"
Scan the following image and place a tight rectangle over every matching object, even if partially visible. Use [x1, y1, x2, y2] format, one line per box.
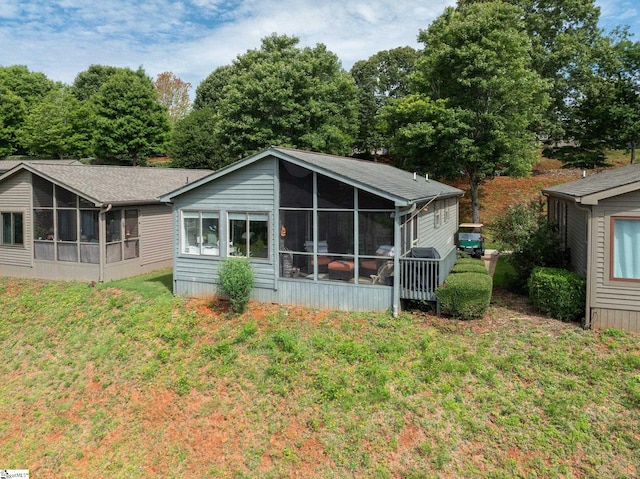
[451, 258, 488, 275]
[528, 267, 586, 322]
[218, 257, 255, 314]
[436, 272, 493, 320]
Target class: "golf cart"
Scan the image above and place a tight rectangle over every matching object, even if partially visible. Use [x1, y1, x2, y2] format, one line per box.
[456, 223, 484, 259]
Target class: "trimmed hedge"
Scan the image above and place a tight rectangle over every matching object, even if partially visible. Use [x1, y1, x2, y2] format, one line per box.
[436, 272, 493, 320]
[528, 267, 586, 322]
[451, 258, 488, 275]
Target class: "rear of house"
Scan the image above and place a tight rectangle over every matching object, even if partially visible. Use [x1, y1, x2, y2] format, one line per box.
[161, 147, 463, 314]
[0, 163, 210, 282]
[544, 163, 640, 333]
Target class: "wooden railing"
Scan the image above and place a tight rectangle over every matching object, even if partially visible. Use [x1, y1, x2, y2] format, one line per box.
[398, 247, 457, 301]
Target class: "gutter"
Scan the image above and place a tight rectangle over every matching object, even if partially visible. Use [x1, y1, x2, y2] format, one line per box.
[575, 203, 593, 330]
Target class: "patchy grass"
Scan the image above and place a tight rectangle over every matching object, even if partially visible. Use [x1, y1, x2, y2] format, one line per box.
[1, 274, 639, 478]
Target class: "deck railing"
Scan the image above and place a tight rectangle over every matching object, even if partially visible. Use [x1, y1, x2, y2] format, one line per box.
[398, 247, 457, 301]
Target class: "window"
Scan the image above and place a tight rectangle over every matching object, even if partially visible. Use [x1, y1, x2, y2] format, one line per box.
[434, 201, 442, 228]
[229, 212, 269, 259]
[1, 212, 23, 246]
[611, 217, 640, 281]
[181, 211, 220, 256]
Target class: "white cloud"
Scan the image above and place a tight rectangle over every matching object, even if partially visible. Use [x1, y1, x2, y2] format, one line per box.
[1, 0, 637, 93]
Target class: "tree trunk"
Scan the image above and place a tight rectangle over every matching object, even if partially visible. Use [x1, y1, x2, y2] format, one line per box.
[470, 178, 480, 224]
[631, 141, 636, 164]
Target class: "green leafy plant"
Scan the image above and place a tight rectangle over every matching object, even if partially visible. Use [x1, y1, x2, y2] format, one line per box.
[436, 272, 492, 320]
[451, 258, 488, 275]
[528, 267, 586, 323]
[218, 257, 255, 314]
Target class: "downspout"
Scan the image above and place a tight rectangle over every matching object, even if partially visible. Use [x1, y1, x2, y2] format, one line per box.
[98, 203, 112, 283]
[575, 202, 593, 329]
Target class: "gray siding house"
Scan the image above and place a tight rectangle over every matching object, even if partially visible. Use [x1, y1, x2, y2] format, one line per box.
[0, 162, 210, 282]
[543, 163, 640, 333]
[160, 147, 463, 315]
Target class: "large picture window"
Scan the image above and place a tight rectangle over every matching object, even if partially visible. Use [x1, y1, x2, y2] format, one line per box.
[612, 217, 640, 281]
[1, 212, 23, 246]
[181, 211, 220, 256]
[229, 212, 269, 259]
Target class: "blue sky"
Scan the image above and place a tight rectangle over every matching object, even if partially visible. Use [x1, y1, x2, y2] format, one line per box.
[0, 0, 638, 93]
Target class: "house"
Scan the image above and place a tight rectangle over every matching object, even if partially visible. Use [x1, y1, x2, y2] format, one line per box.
[0, 162, 211, 282]
[160, 147, 464, 315]
[543, 163, 640, 332]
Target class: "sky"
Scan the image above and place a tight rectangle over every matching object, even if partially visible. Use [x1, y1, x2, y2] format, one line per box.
[0, 0, 638, 93]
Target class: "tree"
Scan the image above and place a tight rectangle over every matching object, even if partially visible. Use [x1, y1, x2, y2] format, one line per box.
[350, 47, 418, 157]
[381, 2, 549, 223]
[91, 68, 171, 165]
[569, 29, 640, 164]
[155, 71, 192, 128]
[71, 64, 121, 101]
[168, 108, 224, 170]
[457, 0, 602, 142]
[189, 34, 358, 164]
[0, 65, 56, 155]
[0, 87, 26, 158]
[18, 86, 94, 159]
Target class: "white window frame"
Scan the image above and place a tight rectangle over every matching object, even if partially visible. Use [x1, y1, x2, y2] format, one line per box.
[181, 210, 220, 256]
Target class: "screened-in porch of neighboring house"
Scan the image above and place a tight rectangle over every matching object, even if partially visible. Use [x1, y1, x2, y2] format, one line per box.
[31, 176, 140, 265]
[278, 159, 400, 286]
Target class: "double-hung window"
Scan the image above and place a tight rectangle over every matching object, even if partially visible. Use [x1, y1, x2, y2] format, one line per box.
[182, 211, 220, 256]
[228, 212, 269, 259]
[1, 212, 23, 246]
[611, 217, 640, 281]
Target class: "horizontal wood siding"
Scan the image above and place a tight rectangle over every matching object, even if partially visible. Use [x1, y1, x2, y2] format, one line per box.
[172, 158, 277, 294]
[591, 307, 640, 333]
[139, 204, 174, 266]
[591, 191, 640, 316]
[416, 198, 457, 255]
[0, 170, 32, 268]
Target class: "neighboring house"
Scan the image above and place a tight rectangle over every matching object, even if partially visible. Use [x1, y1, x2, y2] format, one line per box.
[160, 147, 464, 315]
[0, 162, 211, 282]
[543, 163, 640, 333]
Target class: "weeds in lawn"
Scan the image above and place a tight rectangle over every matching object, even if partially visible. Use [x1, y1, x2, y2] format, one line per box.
[1, 273, 639, 478]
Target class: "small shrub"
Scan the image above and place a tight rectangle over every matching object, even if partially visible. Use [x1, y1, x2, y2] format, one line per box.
[451, 258, 488, 275]
[528, 267, 586, 322]
[218, 257, 255, 314]
[436, 272, 492, 320]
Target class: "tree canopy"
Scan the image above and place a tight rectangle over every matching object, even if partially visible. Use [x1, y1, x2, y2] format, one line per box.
[92, 68, 170, 165]
[155, 71, 192, 128]
[177, 34, 358, 167]
[381, 2, 549, 223]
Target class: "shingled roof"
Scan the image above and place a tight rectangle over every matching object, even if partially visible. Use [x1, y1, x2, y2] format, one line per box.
[0, 163, 212, 206]
[161, 146, 463, 205]
[0, 159, 82, 173]
[543, 163, 640, 205]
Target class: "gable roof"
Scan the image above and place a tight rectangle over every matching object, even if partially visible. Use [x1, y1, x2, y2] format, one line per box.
[543, 163, 640, 205]
[160, 146, 463, 205]
[0, 163, 212, 206]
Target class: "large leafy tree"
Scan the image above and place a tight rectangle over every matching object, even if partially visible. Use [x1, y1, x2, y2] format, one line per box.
[569, 29, 640, 164]
[71, 64, 121, 101]
[350, 46, 418, 158]
[0, 65, 56, 156]
[92, 68, 170, 165]
[155, 71, 192, 128]
[184, 34, 358, 166]
[458, 0, 602, 142]
[18, 86, 95, 159]
[168, 108, 223, 170]
[381, 2, 549, 223]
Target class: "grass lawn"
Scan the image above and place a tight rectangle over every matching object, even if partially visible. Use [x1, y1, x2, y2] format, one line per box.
[1, 271, 639, 478]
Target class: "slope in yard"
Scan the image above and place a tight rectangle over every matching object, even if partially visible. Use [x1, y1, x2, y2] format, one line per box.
[1, 274, 639, 478]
